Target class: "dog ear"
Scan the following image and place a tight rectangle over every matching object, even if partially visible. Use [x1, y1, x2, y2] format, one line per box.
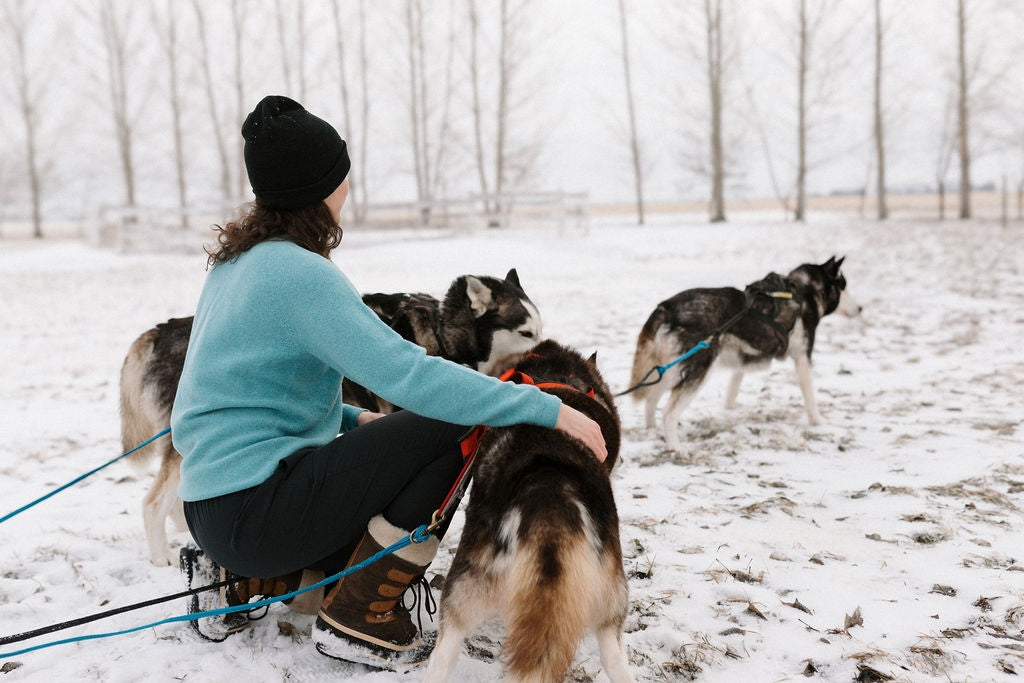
[834, 256, 845, 271]
[464, 276, 493, 317]
[504, 268, 522, 290]
[586, 351, 598, 368]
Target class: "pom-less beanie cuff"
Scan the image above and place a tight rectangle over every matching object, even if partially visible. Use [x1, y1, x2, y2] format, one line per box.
[250, 145, 351, 210]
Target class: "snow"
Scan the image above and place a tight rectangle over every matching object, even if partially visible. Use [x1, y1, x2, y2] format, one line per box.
[1, 212, 1022, 681]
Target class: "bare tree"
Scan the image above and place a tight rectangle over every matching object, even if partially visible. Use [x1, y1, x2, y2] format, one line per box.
[467, 0, 491, 212]
[405, 0, 429, 208]
[329, 0, 370, 222]
[98, 0, 140, 207]
[955, 0, 971, 219]
[872, 0, 888, 220]
[2, 0, 47, 237]
[403, 0, 459, 218]
[775, 0, 857, 222]
[273, 0, 307, 101]
[190, 0, 234, 201]
[704, 0, 726, 222]
[934, 88, 957, 219]
[617, 0, 645, 225]
[296, 2, 307, 102]
[231, 0, 247, 199]
[274, 0, 294, 95]
[154, 0, 188, 224]
[466, 0, 545, 220]
[794, 0, 809, 221]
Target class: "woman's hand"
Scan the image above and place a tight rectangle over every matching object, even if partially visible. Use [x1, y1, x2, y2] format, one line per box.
[357, 410, 386, 426]
[555, 404, 607, 462]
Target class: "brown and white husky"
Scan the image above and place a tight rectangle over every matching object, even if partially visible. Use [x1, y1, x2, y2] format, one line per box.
[424, 340, 633, 683]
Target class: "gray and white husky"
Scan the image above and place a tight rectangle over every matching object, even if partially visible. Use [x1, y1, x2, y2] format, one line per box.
[120, 269, 543, 566]
[629, 256, 861, 453]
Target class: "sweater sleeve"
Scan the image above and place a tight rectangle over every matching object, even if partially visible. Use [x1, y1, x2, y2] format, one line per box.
[274, 253, 561, 429]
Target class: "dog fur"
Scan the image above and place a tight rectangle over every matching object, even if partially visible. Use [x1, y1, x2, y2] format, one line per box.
[343, 268, 543, 413]
[120, 269, 543, 566]
[629, 256, 861, 453]
[424, 340, 633, 683]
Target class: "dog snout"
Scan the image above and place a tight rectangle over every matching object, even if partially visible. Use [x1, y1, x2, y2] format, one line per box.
[838, 290, 862, 318]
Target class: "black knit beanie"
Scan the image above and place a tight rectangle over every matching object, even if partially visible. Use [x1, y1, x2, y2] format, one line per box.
[242, 95, 351, 210]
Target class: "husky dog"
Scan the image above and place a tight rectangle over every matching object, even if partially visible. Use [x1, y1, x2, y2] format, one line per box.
[344, 268, 543, 413]
[629, 256, 861, 453]
[424, 340, 633, 683]
[120, 269, 543, 566]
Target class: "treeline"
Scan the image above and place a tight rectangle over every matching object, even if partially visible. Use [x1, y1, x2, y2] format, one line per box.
[1, 0, 1022, 237]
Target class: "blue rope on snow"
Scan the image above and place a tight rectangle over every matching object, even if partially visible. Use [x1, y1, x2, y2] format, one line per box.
[0, 427, 171, 525]
[0, 523, 434, 658]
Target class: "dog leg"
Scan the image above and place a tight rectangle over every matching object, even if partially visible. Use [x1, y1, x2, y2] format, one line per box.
[170, 498, 187, 532]
[144, 448, 182, 566]
[422, 623, 468, 683]
[724, 371, 744, 409]
[661, 388, 696, 454]
[793, 355, 825, 425]
[642, 383, 667, 429]
[596, 625, 634, 683]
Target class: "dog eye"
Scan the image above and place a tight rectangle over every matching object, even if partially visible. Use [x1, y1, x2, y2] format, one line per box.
[519, 331, 535, 338]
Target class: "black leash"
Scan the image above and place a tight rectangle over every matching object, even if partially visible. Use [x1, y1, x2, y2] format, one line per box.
[0, 575, 237, 648]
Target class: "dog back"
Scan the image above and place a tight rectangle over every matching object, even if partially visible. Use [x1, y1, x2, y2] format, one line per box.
[439, 340, 627, 681]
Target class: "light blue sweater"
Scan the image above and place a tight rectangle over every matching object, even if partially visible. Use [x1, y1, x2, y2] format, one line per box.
[171, 240, 561, 501]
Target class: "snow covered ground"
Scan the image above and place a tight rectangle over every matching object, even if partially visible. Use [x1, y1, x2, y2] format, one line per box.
[1, 212, 1022, 682]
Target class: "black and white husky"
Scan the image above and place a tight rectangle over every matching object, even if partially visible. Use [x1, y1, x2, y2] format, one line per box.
[345, 269, 542, 413]
[629, 256, 861, 453]
[424, 340, 633, 683]
[120, 269, 543, 566]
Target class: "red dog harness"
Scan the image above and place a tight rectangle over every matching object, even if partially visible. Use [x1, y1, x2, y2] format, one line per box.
[426, 365, 594, 534]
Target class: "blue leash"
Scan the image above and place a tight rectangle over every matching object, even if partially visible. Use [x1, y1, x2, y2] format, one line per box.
[614, 339, 711, 397]
[0, 428, 171, 525]
[0, 523, 434, 658]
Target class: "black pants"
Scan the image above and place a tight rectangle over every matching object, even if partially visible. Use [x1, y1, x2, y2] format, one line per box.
[183, 411, 468, 578]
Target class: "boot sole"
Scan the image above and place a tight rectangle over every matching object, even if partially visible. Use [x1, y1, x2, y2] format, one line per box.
[312, 620, 435, 673]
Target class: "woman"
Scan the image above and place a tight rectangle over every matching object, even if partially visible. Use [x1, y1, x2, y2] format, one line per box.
[169, 95, 606, 669]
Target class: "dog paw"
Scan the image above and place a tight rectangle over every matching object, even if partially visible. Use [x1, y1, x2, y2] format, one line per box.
[151, 550, 177, 567]
[808, 413, 827, 426]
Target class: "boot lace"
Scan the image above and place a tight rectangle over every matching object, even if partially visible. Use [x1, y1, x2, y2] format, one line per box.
[401, 575, 438, 634]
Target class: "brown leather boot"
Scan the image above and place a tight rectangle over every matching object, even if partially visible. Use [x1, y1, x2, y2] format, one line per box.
[312, 515, 439, 671]
[228, 569, 326, 615]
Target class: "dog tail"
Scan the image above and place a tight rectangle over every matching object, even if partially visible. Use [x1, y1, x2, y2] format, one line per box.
[504, 528, 601, 681]
[628, 305, 667, 400]
[120, 328, 160, 466]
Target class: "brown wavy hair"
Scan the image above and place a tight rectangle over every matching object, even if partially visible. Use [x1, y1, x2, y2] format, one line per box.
[205, 201, 342, 266]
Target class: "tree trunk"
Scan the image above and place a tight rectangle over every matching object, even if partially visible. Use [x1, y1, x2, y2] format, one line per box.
[873, 0, 888, 220]
[231, 0, 247, 199]
[159, 0, 188, 226]
[190, 0, 233, 201]
[795, 0, 808, 222]
[706, 0, 726, 223]
[6, 0, 44, 237]
[329, 0, 366, 222]
[617, 0, 644, 225]
[468, 0, 492, 216]
[99, 0, 136, 208]
[956, 0, 971, 219]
